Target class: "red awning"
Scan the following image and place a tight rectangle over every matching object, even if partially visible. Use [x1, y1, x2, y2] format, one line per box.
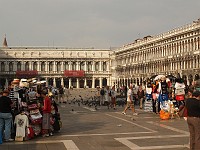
[16, 70, 38, 78]
[64, 70, 85, 77]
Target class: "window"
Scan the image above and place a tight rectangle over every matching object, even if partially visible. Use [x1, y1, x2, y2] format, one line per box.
[1, 62, 5, 72]
[95, 62, 99, 71]
[17, 62, 21, 71]
[103, 62, 107, 71]
[41, 62, 45, 71]
[49, 62, 53, 71]
[9, 62, 13, 71]
[57, 62, 61, 72]
[33, 62, 37, 70]
[25, 62, 29, 71]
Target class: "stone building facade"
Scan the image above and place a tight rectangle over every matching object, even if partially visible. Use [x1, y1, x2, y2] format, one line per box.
[111, 19, 200, 87]
[0, 46, 111, 88]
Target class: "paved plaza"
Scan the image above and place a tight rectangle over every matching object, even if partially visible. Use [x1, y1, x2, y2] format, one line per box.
[1, 89, 190, 150]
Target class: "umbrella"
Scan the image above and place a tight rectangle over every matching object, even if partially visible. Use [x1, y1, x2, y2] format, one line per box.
[150, 75, 158, 80]
[154, 75, 165, 81]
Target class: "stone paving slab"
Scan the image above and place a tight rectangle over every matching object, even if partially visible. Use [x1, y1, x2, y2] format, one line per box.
[0, 96, 191, 150]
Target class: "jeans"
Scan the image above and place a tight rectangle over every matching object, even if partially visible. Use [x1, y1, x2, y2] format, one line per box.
[0, 112, 12, 140]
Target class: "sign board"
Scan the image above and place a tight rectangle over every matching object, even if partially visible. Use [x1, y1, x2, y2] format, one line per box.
[64, 70, 85, 77]
[16, 70, 38, 78]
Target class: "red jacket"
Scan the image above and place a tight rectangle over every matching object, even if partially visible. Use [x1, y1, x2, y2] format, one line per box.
[43, 96, 51, 113]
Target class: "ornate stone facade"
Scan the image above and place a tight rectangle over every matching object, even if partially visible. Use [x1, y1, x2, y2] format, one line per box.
[111, 19, 200, 87]
[0, 47, 111, 88]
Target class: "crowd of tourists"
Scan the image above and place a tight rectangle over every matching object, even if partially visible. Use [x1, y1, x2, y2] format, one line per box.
[0, 75, 200, 149]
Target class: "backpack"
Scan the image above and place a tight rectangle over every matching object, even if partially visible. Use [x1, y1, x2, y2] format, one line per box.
[100, 89, 105, 95]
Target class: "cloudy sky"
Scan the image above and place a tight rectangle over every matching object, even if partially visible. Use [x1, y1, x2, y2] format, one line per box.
[0, 0, 199, 48]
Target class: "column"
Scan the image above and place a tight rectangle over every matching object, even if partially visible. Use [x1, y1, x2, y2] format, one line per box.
[61, 77, 64, 87]
[37, 61, 41, 72]
[99, 61, 102, 72]
[53, 77, 56, 87]
[107, 77, 110, 86]
[106, 62, 109, 72]
[92, 77, 95, 88]
[53, 61, 56, 72]
[76, 62, 80, 70]
[99, 77, 102, 88]
[45, 77, 48, 87]
[76, 78, 79, 88]
[61, 61, 64, 72]
[92, 61, 94, 72]
[69, 78, 72, 88]
[84, 78, 87, 87]
[47, 62, 49, 73]
[29, 61, 32, 70]
[69, 62, 72, 70]
[84, 61, 87, 71]
[45, 61, 48, 72]
[193, 58, 195, 69]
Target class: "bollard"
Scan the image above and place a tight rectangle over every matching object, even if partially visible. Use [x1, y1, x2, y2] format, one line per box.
[0, 130, 2, 144]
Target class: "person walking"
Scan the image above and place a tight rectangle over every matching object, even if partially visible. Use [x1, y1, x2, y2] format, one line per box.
[41, 91, 52, 137]
[104, 86, 111, 109]
[185, 90, 200, 149]
[100, 87, 105, 106]
[110, 86, 117, 110]
[0, 90, 14, 142]
[58, 86, 66, 104]
[122, 84, 138, 115]
[137, 85, 145, 109]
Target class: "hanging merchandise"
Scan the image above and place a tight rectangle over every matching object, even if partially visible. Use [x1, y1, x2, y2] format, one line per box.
[14, 113, 29, 142]
[159, 109, 170, 120]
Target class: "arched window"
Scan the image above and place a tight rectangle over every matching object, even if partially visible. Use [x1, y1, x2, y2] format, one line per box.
[88, 62, 92, 71]
[17, 62, 21, 71]
[80, 62, 85, 70]
[72, 62, 76, 70]
[25, 62, 29, 71]
[33, 62, 37, 70]
[95, 62, 99, 71]
[9, 62, 13, 71]
[103, 62, 107, 71]
[41, 62, 45, 71]
[49, 62, 53, 71]
[1, 62, 5, 72]
[65, 62, 69, 70]
[57, 62, 61, 72]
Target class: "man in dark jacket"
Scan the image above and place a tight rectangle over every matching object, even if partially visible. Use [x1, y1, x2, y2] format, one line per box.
[0, 90, 14, 142]
[185, 91, 200, 149]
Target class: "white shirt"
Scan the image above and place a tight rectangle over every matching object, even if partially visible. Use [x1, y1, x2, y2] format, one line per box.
[104, 89, 110, 102]
[14, 114, 29, 137]
[127, 89, 133, 102]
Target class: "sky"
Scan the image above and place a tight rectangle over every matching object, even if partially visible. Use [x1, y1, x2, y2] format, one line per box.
[0, 0, 199, 49]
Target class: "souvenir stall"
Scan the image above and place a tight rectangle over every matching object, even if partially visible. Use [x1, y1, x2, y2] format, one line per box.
[9, 78, 61, 142]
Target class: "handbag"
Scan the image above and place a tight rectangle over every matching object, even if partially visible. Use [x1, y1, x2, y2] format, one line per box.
[179, 105, 188, 117]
